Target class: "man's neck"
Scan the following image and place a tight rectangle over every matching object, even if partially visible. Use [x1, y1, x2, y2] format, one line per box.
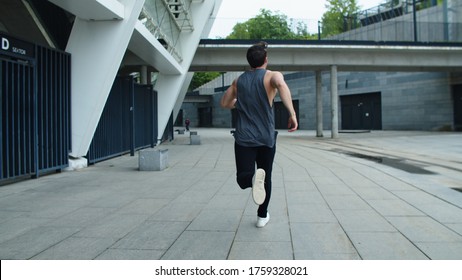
[252, 65, 267, 70]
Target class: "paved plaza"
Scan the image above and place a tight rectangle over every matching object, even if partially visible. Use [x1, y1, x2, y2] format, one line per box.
[0, 129, 461, 260]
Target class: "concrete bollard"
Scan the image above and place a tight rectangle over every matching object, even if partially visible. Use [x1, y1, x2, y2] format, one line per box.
[139, 148, 168, 171]
[190, 134, 201, 145]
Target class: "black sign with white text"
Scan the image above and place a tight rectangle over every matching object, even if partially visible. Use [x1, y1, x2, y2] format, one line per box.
[1, 33, 35, 59]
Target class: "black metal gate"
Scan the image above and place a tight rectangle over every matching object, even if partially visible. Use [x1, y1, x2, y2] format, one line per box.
[87, 76, 158, 164]
[1, 33, 71, 183]
[1, 57, 36, 181]
[36, 45, 71, 174]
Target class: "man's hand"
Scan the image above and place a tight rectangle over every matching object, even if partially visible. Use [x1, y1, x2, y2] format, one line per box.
[288, 114, 298, 132]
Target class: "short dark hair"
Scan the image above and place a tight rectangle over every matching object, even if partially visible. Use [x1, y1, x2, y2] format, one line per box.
[246, 41, 268, 68]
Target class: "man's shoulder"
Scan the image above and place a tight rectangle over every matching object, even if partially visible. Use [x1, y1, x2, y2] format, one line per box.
[265, 70, 283, 77]
[265, 70, 284, 81]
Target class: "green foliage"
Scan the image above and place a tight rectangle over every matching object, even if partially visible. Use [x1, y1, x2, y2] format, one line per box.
[321, 0, 360, 37]
[189, 72, 221, 91]
[227, 9, 312, 40]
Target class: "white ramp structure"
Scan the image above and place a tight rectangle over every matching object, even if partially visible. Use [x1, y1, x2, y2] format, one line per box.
[48, 0, 222, 162]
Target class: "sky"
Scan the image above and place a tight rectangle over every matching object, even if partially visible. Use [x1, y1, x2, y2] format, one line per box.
[208, 0, 386, 38]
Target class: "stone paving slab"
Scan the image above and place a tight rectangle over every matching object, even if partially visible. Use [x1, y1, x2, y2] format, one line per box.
[161, 231, 235, 260]
[0, 129, 461, 260]
[347, 232, 429, 260]
[290, 222, 359, 259]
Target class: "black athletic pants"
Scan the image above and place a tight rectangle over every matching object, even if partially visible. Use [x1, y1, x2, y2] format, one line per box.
[234, 142, 276, 218]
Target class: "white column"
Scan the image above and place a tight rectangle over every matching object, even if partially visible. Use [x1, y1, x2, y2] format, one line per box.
[66, 0, 145, 158]
[330, 65, 339, 139]
[316, 71, 323, 137]
[140, 65, 148, 84]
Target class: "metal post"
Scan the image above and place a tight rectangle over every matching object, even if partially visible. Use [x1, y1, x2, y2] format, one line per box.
[315, 71, 323, 137]
[318, 21, 321, 40]
[330, 65, 339, 139]
[443, 0, 449, 41]
[130, 79, 135, 156]
[33, 46, 39, 178]
[221, 72, 225, 91]
[413, 0, 418, 42]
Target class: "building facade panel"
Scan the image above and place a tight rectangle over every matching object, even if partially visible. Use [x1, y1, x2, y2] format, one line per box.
[194, 70, 459, 131]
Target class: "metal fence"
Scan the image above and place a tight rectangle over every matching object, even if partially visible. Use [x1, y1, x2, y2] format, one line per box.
[87, 76, 158, 164]
[1, 36, 71, 183]
[329, 0, 462, 42]
[1, 57, 36, 181]
[36, 45, 71, 174]
[330, 20, 462, 42]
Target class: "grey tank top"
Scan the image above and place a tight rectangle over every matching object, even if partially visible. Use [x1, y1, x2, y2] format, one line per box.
[234, 69, 275, 148]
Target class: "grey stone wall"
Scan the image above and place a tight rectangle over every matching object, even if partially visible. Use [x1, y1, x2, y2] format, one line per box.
[192, 70, 456, 131]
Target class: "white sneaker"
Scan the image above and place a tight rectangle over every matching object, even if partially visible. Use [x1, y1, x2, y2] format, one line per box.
[252, 168, 266, 205]
[256, 212, 270, 228]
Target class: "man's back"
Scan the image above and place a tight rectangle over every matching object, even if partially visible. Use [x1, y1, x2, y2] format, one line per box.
[234, 69, 275, 148]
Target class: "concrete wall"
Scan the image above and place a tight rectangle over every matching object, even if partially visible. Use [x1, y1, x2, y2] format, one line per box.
[189, 70, 459, 131]
[282, 71, 454, 131]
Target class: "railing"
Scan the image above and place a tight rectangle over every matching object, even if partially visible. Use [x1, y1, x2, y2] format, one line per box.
[332, 0, 461, 42]
[330, 20, 462, 42]
[140, 0, 195, 63]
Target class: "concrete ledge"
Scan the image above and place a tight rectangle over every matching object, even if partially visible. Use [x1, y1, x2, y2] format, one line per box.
[190, 135, 201, 145]
[139, 148, 168, 171]
[175, 128, 185, 134]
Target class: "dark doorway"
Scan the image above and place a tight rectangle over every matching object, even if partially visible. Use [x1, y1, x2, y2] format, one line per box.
[274, 100, 299, 129]
[454, 85, 462, 131]
[199, 107, 213, 127]
[341, 92, 382, 130]
[175, 109, 184, 127]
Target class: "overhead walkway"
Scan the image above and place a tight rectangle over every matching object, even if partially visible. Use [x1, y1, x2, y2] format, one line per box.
[191, 39, 462, 138]
[192, 39, 462, 72]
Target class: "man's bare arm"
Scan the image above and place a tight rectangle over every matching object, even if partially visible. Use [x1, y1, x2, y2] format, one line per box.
[271, 72, 298, 132]
[220, 79, 237, 109]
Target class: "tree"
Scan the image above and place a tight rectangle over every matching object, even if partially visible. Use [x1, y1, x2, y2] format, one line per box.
[189, 72, 221, 91]
[321, 0, 361, 37]
[227, 9, 313, 40]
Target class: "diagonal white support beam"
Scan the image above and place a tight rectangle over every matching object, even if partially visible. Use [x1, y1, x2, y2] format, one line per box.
[66, 0, 145, 158]
[49, 0, 124, 21]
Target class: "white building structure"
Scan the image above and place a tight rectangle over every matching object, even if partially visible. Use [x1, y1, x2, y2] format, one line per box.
[47, 0, 222, 165]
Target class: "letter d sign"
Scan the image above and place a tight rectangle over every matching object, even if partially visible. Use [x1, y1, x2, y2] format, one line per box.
[2, 37, 9, 50]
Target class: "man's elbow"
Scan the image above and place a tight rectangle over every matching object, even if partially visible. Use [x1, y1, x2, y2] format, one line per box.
[221, 98, 236, 109]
